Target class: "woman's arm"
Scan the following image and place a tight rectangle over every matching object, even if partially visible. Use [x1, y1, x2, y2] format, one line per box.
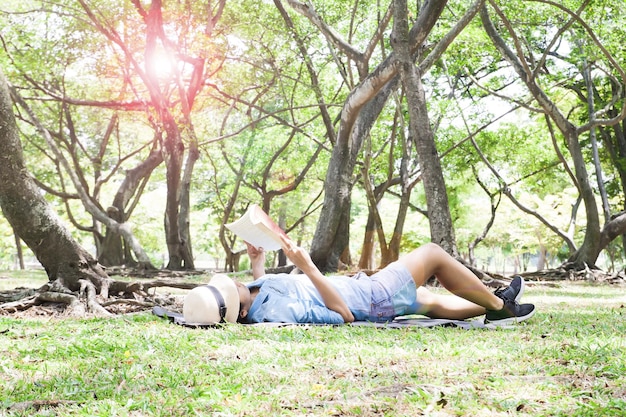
[279, 236, 355, 323]
[245, 242, 266, 280]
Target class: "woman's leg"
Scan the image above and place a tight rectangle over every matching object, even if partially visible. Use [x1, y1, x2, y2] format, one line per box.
[415, 287, 487, 319]
[397, 243, 503, 313]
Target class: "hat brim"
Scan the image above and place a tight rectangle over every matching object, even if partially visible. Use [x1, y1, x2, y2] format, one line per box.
[183, 274, 240, 324]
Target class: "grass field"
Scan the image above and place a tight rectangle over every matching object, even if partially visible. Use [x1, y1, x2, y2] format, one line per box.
[1, 272, 625, 416]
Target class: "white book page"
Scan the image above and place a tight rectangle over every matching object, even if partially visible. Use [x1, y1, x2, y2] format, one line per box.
[225, 206, 283, 251]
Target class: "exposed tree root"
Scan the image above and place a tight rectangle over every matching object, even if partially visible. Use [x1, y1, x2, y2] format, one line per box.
[0, 287, 36, 303]
[521, 266, 626, 283]
[79, 279, 111, 316]
[462, 261, 626, 285]
[0, 276, 197, 317]
[0, 294, 38, 312]
[101, 298, 154, 308]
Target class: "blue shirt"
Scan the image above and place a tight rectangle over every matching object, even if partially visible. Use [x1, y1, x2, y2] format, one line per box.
[246, 273, 373, 324]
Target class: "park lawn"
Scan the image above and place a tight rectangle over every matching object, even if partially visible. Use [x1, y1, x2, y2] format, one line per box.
[1, 275, 625, 416]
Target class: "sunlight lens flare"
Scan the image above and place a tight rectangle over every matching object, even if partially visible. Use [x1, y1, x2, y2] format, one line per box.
[146, 50, 175, 79]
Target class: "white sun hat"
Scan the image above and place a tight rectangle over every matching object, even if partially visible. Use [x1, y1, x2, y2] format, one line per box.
[183, 274, 240, 324]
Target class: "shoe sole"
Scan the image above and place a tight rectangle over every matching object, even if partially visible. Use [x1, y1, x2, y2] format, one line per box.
[485, 305, 536, 326]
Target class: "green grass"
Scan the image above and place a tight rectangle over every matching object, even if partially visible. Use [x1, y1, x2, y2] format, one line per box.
[0, 269, 48, 290]
[1, 278, 626, 416]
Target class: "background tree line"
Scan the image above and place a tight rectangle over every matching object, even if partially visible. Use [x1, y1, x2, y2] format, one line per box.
[1, 0, 625, 283]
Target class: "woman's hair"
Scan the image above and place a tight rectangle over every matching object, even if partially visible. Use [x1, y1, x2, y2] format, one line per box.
[236, 303, 250, 324]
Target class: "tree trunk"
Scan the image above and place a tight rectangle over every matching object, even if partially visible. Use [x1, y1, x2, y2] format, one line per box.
[393, 0, 458, 256]
[0, 69, 109, 291]
[99, 147, 163, 267]
[599, 88, 626, 257]
[310, 79, 399, 272]
[309, 1, 448, 271]
[480, 5, 602, 268]
[98, 206, 126, 267]
[13, 231, 24, 269]
[358, 214, 378, 270]
[218, 140, 251, 272]
[385, 181, 414, 266]
[581, 57, 611, 224]
[178, 143, 199, 270]
[162, 116, 193, 270]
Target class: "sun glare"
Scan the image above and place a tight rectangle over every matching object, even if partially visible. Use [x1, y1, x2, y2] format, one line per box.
[146, 50, 175, 78]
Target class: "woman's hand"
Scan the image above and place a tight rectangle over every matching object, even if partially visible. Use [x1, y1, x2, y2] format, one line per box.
[246, 242, 266, 279]
[279, 236, 314, 273]
[246, 241, 264, 261]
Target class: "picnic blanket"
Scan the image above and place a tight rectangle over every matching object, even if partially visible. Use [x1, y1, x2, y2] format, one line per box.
[152, 306, 496, 330]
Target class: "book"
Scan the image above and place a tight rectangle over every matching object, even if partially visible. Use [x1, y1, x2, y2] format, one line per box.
[225, 204, 289, 251]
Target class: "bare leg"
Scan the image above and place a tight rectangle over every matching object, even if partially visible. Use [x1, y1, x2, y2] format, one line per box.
[397, 243, 503, 314]
[415, 287, 486, 319]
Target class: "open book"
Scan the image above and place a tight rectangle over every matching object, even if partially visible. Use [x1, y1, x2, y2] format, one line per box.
[225, 204, 288, 251]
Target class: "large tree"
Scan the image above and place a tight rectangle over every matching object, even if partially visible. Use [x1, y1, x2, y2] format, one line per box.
[1, 68, 204, 315]
[479, 1, 626, 268]
[285, 0, 485, 270]
[1, 2, 159, 269]
[74, 0, 227, 270]
[0, 68, 110, 306]
[2, 0, 228, 270]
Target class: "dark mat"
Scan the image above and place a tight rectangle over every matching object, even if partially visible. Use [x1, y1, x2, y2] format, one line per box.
[152, 306, 494, 329]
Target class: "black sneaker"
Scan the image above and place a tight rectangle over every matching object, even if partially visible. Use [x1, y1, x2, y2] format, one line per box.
[485, 276, 535, 325]
[494, 275, 525, 303]
[485, 301, 536, 325]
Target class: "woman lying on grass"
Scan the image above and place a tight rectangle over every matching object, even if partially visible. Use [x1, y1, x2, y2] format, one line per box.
[184, 236, 536, 326]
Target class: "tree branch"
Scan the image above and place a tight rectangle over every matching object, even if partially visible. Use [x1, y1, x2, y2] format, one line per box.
[10, 89, 153, 265]
[284, 0, 364, 62]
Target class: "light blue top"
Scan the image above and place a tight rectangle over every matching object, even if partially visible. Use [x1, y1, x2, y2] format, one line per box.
[246, 273, 373, 324]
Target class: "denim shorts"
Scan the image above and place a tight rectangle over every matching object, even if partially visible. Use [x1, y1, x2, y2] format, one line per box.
[368, 262, 421, 322]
